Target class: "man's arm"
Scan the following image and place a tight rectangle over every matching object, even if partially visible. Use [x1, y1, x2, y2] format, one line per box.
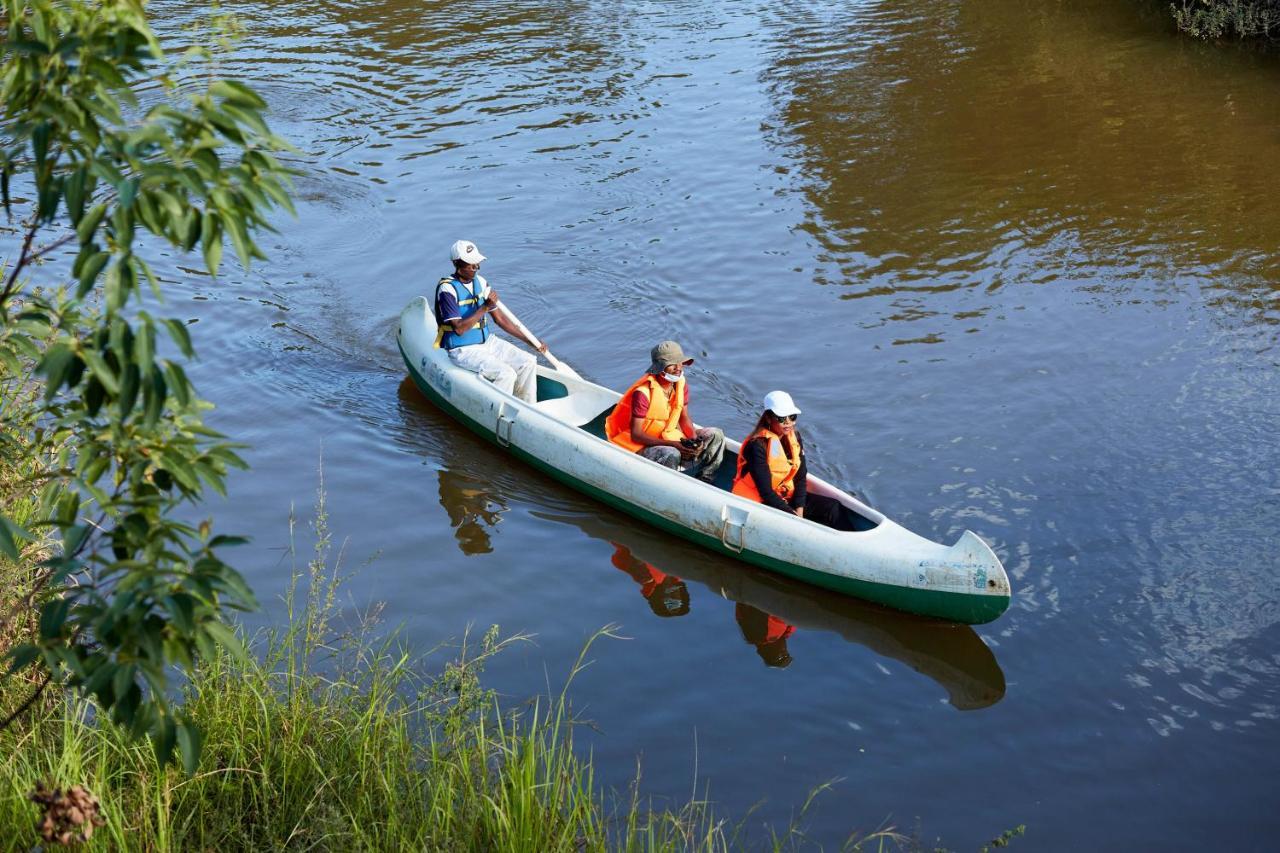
[677, 408, 696, 440]
[437, 286, 466, 332]
[481, 286, 547, 350]
[630, 414, 681, 449]
[627, 391, 686, 453]
[487, 302, 546, 352]
[448, 301, 490, 335]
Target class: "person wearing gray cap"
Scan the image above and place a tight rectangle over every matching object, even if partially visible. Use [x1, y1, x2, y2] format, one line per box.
[604, 341, 725, 482]
[433, 239, 548, 404]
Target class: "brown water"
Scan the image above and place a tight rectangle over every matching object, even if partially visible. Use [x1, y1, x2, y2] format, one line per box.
[99, 0, 1280, 846]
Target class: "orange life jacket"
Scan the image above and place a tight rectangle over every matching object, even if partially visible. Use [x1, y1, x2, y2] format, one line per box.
[731, 428, 801, 503]
[605, 374, 686, 453]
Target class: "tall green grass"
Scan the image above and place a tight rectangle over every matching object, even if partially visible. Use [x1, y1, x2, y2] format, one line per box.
[1, 367, 57, 726]
[0, 477, 906, 851]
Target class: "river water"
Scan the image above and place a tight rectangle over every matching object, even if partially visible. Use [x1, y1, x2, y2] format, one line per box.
[115, 0, 1280, 847]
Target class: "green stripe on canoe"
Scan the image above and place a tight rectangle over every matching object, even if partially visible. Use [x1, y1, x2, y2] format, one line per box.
[401, 347, 1010, 625]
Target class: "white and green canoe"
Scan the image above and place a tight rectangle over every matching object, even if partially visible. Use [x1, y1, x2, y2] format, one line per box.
[398, 297, 1012, 624]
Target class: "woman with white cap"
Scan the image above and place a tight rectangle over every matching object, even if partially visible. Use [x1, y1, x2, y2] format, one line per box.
[731, 391, 857, 530]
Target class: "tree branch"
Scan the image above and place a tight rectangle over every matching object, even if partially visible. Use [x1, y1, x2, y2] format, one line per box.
[0, 219, 39, 309]
[26, 232, 78, 266]
[0, 672, 51, 732]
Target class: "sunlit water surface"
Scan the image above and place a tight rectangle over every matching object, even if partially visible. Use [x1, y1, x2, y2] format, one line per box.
[39, 0, 1280, 847]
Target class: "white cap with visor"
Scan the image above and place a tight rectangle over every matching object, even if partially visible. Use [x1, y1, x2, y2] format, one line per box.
[449, 240, 486, 265]
[762, 390, 801, 418]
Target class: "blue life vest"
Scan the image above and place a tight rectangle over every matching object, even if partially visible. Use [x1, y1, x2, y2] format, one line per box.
[434, 274, 490, 350]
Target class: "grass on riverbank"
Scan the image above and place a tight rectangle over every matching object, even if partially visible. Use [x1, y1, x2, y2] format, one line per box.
[0, 479, 903, 850]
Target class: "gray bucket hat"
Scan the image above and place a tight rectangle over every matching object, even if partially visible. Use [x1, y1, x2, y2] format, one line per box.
[648, 340, 694, 374]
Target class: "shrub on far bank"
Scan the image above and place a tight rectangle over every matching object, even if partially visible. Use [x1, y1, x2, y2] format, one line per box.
[1170, 0, 1280, 38]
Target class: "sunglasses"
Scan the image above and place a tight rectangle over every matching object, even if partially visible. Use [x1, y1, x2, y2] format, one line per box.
[771, 412, 798, 423]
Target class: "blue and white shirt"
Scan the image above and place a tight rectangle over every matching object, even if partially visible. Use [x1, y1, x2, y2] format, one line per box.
[435, 274, 490, 327]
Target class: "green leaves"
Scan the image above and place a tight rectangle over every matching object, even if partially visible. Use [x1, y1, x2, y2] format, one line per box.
[201, 619, 248, 666]
[175, 718, 204, 774]
[32, 121, 50, 171]
[39, 342, 77, 400]
[39, 597, 72, 641]
[160, 318, 194, 359]
[0, 514, 34, 561]
[76, 203, 107, 244]
[76, 250, 110, 298]
[5, 644, 41, 676]
[63, 164, 88, 223]
[79, 346, 119, 395]
[208, 79, 267, 110]
[145, 713, 204, 774]
[201, 211, 223, 275]
[0, 0, 295, 772]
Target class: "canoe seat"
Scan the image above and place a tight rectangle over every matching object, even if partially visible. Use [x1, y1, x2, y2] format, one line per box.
[536, 375, 569, 402]
[580, 406, 612, 440]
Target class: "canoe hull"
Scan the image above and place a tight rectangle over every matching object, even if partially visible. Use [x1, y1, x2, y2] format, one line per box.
[398, 298, 1011, 624]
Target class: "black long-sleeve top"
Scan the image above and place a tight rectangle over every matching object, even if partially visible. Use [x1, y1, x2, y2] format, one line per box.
[740, 433, 807, 512]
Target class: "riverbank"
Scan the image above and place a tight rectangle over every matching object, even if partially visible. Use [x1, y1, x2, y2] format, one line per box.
[0, 614, 688, 849]
[0, 491, 670, 849]
[0, 477, 902, 850]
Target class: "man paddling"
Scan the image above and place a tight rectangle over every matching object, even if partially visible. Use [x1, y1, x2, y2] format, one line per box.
[605, 340, 726, 482]
[434, 239, 547, 404]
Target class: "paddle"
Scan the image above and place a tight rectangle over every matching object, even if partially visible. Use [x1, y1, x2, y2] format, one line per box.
[491, 299, 583, 380]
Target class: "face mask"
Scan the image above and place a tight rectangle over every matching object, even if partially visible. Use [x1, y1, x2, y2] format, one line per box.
[662, 369, 682, 384]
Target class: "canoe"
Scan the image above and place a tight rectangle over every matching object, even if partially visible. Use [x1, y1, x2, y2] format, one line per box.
[397, 297, 1012, 624]
[403, 427, 1005, 706]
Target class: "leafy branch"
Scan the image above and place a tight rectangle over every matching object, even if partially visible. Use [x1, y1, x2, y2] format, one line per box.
[0, 0, 294, 771]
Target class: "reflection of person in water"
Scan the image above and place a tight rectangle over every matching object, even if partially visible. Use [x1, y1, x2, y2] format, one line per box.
[735, 603, 796, 668]
[436, 469, 507, 555]
[610, 543, 690, 618]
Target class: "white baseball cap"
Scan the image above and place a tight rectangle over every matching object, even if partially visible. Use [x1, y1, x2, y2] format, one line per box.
[762, 390, 801, 417]
[449, 239, 486, 265]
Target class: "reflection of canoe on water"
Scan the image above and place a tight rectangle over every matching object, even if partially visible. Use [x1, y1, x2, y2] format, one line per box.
[398, 296, 1011, 624]
[408, 394, 1004, 709]
[708, 550, 1005, 710]
[536, 509, 1005, 711]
